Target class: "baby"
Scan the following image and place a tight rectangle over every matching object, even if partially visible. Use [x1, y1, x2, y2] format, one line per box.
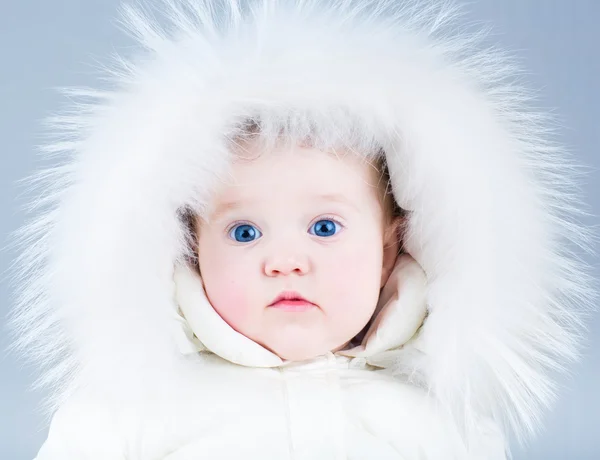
[166, 132, 459, 459]
[13, 1, 593, 459]
[187, 137, 406, 362]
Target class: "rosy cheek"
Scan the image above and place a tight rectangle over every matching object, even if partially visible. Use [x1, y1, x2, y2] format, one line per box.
[322, 247, 381, 314]
[202, 252, 254, 330]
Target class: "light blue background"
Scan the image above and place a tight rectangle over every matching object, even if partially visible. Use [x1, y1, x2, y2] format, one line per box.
[1, 1, 598, 458]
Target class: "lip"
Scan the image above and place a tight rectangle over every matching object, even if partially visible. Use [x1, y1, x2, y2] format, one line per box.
[268, 291, 317, 312]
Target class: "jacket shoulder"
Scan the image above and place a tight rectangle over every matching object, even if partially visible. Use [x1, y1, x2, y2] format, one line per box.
[35, 396, 128, 460]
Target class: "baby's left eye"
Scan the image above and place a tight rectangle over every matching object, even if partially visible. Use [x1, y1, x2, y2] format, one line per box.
[309, 219, 341, 238]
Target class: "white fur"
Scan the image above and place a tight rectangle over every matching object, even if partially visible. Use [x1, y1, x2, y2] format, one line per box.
[8, 0, 597, 450]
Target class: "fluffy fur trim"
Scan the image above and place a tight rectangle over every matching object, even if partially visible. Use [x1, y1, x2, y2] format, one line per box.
[8, 0, 597, 447]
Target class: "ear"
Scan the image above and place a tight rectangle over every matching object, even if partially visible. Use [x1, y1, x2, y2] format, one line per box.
[380, 217, 402, 288]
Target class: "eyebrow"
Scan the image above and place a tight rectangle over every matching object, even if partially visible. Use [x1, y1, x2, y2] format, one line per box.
[208, 200, 245, 222]
[314, 193, 359, 211]
[209, 193, 359, 221]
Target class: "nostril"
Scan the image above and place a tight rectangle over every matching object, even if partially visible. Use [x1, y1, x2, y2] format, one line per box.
[264, 256, 310, 277]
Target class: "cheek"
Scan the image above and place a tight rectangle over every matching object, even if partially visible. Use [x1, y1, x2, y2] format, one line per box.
[198, 239, 255, 330]
[321, 240, 383, 317]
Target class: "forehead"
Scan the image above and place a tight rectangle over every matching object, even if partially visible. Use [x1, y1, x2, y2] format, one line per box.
[207, 143, 383, 215]
[226, 144, 378, 192]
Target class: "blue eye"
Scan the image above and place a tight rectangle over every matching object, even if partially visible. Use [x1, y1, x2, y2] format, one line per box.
[229, 224, 262, 243]
[309, 219, 341, 237]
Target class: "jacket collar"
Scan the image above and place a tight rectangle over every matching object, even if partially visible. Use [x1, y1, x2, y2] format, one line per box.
[172, 254, 428, 369]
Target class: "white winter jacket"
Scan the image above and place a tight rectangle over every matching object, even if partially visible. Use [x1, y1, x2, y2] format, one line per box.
[36, 255, 505, 459]
[10, 0, 595, 459]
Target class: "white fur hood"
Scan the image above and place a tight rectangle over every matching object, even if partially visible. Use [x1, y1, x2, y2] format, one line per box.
[10, 0, 596, 450]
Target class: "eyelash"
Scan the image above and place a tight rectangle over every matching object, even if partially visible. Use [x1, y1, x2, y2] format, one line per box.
[225, 220, 256, 238]
[311, 215, 345, 234]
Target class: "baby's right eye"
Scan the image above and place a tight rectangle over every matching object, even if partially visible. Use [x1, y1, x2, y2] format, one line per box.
[228, 223, 262, 243]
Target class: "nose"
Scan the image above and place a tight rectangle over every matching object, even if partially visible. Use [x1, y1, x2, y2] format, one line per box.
[263, 253, 310, 277]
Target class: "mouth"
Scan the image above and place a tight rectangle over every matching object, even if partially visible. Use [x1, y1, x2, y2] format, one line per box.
[268, 291, 317, 312]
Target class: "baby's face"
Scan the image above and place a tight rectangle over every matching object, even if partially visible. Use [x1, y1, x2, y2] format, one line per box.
[196, 142, 398, 361]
